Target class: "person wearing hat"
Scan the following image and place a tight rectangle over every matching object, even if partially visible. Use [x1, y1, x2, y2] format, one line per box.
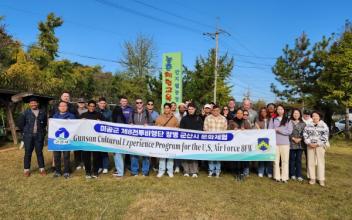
[200, 104, 212, 121]
[77, 98, 87, 116]
[17, 97, 47, 177]
[74, 98, 87, 171]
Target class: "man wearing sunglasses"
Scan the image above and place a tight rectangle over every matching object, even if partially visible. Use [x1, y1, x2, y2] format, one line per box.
[128, 98, 153, 176]
[146, 100, 159, 124]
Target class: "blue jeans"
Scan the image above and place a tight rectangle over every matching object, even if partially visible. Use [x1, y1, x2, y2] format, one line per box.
[289, 149, 303, 178]
[113, 153, 124, 176]
[208, 161, 221, 174]
[158, 158, 174, 175]
[131, 155, 150, 175]
[101, 152, 109, 169]
[258, 161, 273, 176]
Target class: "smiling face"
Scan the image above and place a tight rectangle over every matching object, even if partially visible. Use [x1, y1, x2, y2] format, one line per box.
[29, 100, 38, 110]
[236, 109, 244, 119]
[87, 103, 96, 112]
[293, 110, 301, 120]
[188, 106, 196, 115]
[146, 101, 154, 111]
[211, 107, 220, 117]
[164, 105, 171, 115]
[58, 102, 68, 113]
[312, 112, 321, 124]
[277, 106, 285, 117]
[120, 98, 128, 108]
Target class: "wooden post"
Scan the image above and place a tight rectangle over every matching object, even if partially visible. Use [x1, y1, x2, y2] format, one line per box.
[6, 103, 18, 145]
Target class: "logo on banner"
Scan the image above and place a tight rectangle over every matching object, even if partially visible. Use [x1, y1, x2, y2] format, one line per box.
[257, 138, 270, 152]
[54, 127, 70, 145]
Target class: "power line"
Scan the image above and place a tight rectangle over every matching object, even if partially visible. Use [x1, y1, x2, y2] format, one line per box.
[130, 0, 214, 30]
[94, 0, 203, 34]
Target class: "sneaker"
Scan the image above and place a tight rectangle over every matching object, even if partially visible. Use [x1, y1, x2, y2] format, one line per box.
[85, 175, 92, 179]
[208, 172, 213, 177]
[63, 173, 70, 179]
[157, 173, 164, 178]
[91, 174, 98, 179]
[297, 177, 304, 182]
[103, 169, 108, 174]
[282, 180, 288, 184]
[152, 168, 158, 172]
[184, 173, 190, 177]
[98, 168, 103, 174]
[319, 180, 325, 187]
[309, 179, 316, 185]
[239, 174, 245, 181]
[133, 174, 139, 177]
[291, 176, 296, 180]
[168, 173, 174, 178]
[24, 170, 30, 177]
[192, 174, 198, 178]
[39, 169, 47, 176]
[215, 173, 220, 178]
[53, 172, 61, 178]
[174, 167, 180, 173]
[112, 172, 121, 177]
[268, 174, 273, 178]
[258, 173, 264, 178]
[76, 166, 82, 170]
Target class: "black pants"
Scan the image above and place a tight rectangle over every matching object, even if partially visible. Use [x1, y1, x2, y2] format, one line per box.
[74, 151, 83, 166]
[234, 161, 247, 175]
[23, 133, 45, 170]
[54, 151, 70, 174]
[83, 151, 101, 175]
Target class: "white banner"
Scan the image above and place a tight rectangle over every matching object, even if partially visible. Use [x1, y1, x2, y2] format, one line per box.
[48, 119, 276, 161]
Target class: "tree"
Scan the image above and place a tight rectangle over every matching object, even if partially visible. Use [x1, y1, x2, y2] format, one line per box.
[319, 21, 352, 139]
[37, 13, 63, 60]
[183, 49, 233, 107]
[272, 32, 339, 130]
[0, 16, 20, 87]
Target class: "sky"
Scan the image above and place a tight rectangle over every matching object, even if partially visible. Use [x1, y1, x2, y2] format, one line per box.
[0, 0, 351, 103]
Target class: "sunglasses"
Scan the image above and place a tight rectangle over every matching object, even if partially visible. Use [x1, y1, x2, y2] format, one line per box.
[147, 103, 153, 105]
[223, 108, 229, 111]
[136, 102, 143, 104]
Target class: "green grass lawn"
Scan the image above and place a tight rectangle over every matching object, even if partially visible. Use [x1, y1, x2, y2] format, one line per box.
[0, 140, 351, 219]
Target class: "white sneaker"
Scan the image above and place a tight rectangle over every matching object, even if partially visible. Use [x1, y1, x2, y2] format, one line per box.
[98, 168, 103, 174]
[268, 174, 273, 178]
[215, 173, 220, 178]
[208, 172, 213, 177]
[192, 174, 198, 178]
[168, 173, 174, 178]
[76, 166, 82, 170]
[174, 167, 180, 173]
[157, 173, 164, 178]
[291, 176, 296, 180]
[297, 177, 304, 182]
[184, 173, 190, 177]
[103, 169, 108, 174]
[258, 173, 263, 178]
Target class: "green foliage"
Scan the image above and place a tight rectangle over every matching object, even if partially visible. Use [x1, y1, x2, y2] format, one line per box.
[183, 49, 233, 107]
[319, 21, 352, 108]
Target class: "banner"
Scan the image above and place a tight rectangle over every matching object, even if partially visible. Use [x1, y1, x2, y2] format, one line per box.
[48, 119, 276, 161]
[161, 52, 183, 108]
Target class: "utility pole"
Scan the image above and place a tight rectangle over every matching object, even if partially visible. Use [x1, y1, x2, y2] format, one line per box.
[203, 18, 230, 104]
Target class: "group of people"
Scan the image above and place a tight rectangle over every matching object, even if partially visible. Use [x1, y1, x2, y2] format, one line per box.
[17, 92, 330, 186]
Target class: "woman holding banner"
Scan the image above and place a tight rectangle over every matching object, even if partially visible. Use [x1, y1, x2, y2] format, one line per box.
[229, 108, 251, 181]
[268, 104, 293, 183]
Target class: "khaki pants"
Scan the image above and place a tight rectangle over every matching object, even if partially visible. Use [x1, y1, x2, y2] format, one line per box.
[307, 147, 325, 181]
[274, 145, 290, 181]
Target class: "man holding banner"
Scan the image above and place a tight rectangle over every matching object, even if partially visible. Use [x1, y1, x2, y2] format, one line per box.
[204, 105, 228, 178]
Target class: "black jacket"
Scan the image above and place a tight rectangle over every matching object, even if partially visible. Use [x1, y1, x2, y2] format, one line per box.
[180, 114, 203, 131]
[80, 111, 105, 121]
[50, 101, 78, 118]
[17, 109, 47, 135]
[112, 106, 127, 124]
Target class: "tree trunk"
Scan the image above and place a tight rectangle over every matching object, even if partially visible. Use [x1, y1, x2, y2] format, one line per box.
[345, 107, 350, 140]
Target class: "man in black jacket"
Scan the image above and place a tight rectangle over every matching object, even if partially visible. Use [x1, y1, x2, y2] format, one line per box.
[17, 97, 47, 177]
[80, 100, 105, 178]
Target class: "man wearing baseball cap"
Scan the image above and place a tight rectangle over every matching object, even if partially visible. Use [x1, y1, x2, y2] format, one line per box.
[17, 97, 47, 177]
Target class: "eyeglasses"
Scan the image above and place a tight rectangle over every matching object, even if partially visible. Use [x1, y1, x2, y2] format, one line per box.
[243, 114, 249, 116]
[147, 103, 153, 106]
[135, 102, 143, 104]
[223, 108, 229, 111]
